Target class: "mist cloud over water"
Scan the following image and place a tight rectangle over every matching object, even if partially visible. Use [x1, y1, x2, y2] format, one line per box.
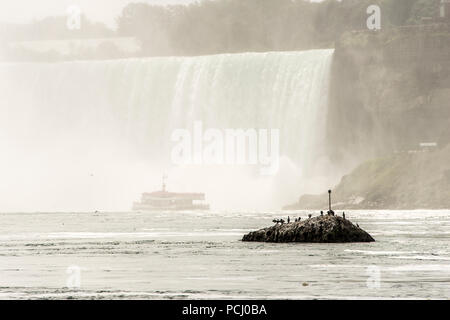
[0, 50, 338, 212]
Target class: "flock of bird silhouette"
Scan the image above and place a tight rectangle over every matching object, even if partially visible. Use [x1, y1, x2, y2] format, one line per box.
[272, 210, 346, 225]
[272, 189, 359, 228]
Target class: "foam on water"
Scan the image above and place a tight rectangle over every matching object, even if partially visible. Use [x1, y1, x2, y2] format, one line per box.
[0, 210, 449, 299]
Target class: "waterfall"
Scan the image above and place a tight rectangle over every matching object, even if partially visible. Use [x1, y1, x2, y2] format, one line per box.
[0, 49, 335, 212]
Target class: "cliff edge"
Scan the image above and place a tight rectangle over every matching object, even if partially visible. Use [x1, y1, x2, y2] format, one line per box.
[285, 145, 450, 210]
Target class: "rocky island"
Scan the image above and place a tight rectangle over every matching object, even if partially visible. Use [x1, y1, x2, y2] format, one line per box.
[242, 215, 374, 243]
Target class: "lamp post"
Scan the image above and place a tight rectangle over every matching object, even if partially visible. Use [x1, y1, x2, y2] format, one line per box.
[328, 189, 332, 212]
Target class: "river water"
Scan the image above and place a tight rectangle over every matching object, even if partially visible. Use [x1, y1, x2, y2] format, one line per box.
[0, 210, 449, 299]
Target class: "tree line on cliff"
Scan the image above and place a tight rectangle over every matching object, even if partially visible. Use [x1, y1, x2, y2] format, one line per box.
[0, 0, 442, 61]
[116, 0, 441, 56]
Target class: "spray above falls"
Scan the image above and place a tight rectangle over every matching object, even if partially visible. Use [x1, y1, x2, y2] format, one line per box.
[0, 49, 335, 212]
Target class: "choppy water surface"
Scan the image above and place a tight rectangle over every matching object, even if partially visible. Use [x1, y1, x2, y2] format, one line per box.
[0, 210, 449, 299]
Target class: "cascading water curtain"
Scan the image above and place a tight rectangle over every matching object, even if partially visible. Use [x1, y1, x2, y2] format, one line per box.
[0, 49, 334, 211]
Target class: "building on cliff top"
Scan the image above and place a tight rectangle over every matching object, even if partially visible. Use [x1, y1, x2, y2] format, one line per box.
[440, 0, 450, 20]
[7, 37, 141, 59]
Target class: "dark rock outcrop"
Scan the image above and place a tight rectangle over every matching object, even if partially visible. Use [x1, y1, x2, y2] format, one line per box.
[327, 23, 450, 175]
[284, 145, 450, 210]
[242, 215, 374, 243]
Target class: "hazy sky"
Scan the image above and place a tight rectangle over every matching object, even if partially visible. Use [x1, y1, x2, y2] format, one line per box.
[0, 0, 197, 27]
[0, 0, 328, 27]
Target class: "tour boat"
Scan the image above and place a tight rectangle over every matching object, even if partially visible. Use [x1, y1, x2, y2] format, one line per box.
[132, 176, 210, 211]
